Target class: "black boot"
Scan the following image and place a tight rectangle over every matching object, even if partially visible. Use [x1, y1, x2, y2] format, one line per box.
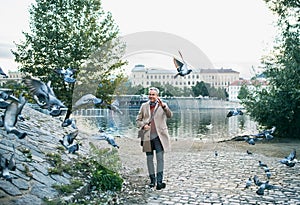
[156, 172, 166, 190]
[149, 174, 156, 188]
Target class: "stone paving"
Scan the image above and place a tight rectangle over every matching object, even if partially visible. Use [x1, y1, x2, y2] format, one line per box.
[118, 138, 300, 205]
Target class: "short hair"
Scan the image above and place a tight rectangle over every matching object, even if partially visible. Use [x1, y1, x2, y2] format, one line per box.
[149, 87, 159, 95]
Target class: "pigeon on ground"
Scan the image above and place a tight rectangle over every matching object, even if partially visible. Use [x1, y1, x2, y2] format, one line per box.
[244, 137, 260, 145]
[8, 145, 16, 171]
[98, 129, 119, 149]
[0, 155, 12, 182]
[23, 78, 66, 110]
[3, 93, 27, 139]
[226, 108, 243, 117]
[256, 181, 268, 195]
[59, 130, 79, 146]
[259, 160, 268, 167]
[214, 150, 218, 157]
[55, 67, 77, 83]
[253, 175, 263, 186]
[246, 150, 253, 155]
[0, 67, 8, 78]
[245, 177, 252, 188]
[60, 141, 79, 154]
[173, 51, 192, 78]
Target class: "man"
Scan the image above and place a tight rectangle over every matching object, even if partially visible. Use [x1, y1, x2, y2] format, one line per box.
[136, 87, 173, 190]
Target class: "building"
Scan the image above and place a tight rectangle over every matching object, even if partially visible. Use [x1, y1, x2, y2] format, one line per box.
[228, 79, 268, 102]
[130, 65, 240, 90]
[0, 70, 24, 86]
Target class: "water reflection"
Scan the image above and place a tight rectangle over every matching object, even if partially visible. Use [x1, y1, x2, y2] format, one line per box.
[78, 108, 259, 142]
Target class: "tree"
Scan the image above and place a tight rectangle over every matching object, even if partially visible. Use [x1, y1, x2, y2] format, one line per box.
[240, 0, 300, 138]
[237, 84, 249, 100]
[12, 0, 125, 118]
[191, 81, 209, 97]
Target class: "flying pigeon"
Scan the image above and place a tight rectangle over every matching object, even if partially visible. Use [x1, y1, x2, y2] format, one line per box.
[279, 149, 297, 167]
[173, 51, 192, 78]
[0, 89, 20, 109]
[55, 67, 77, 83]
[253, 126, 276, 140]
[23, 78, 66, 110]
[107, 99, 123, 115]
[226, 108, 243, 117]
[0, 67, 8, 78]
[3, 93, 27, 139]
[73, 94, 104, 109]
[61, 118, 77, 129]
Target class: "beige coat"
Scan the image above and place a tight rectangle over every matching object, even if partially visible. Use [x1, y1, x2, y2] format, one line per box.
[136, 101, 173, 152]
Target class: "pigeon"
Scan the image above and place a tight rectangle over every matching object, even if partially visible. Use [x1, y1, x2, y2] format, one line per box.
[259, 160, 268, 167]
[245, 177, 252, 188]
[59, 130, 79, 146]
[61, 118, 77, 129]
[49, 104, 68, 116]
[280, 149, 297, 167]
[23, 78, 66, 110]
[0, 155, 12, 182]
[244, 137, 259, 145]
[60, 141, 79, 154]
[8, 145, 16, 171]
[214, 150, 218, 157]
[0, 67, 8, 78]
[173, 51, 192, 78]
[73, 94, 104, 109]
[253, 126, 276, 140]
[107, 99, 123, 115]
[256, 182, 267, 195]
[98, 129, 119, 148]
[246, 150, 253, 155]
[266, 171, 271, 179]
[253, 175, 263, 186]
[3, 93, 27, 139]
[55, 67, 77, 83]
[226, 108, 243, 117]
[0, 89, 20, 109]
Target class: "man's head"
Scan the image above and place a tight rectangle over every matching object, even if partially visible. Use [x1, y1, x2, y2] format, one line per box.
[148, 87, 159, 102]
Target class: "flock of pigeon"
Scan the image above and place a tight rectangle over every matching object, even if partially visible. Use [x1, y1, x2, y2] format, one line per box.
[0, 67, 122, 182]
[243, 148, 297, 195]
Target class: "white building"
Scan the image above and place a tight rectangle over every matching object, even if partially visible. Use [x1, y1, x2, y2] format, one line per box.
[130, 65, 240, 90]
[228, 79, 268, 102]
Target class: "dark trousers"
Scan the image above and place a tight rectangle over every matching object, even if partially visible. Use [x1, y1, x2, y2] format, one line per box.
[146, 136, 164, 183]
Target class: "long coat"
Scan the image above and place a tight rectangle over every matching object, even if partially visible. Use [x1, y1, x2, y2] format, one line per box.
[136, 101, 173, 152]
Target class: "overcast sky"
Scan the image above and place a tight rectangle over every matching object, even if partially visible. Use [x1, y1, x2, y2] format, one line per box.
[0, 0, 277, 78]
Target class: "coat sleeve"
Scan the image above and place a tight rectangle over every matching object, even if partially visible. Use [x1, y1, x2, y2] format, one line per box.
[136, 104, 146, 129]
[162, 104, 173, 118]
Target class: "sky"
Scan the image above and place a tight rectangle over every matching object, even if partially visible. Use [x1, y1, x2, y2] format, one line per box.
[0, 0, 277, 78]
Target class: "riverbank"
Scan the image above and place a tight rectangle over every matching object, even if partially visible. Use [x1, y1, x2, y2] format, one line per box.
[114, 137, 300, 204]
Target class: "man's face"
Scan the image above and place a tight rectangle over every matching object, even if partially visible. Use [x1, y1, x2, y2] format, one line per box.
[148, 90, 158, 102]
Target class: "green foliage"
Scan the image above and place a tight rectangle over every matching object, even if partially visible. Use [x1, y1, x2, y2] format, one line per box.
[90, 164, 123, 191]
[12, 0, 125, 112]
[241, 0, 300, 138]
[192, 81, 209, 97]
[237, 84, 249, 100]
[53, 179, 83, 194]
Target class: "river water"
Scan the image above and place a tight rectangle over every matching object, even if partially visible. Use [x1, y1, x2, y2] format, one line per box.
[75, 103, 259, 142]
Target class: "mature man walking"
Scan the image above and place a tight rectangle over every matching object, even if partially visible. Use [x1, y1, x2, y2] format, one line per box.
[136, 87, 173, 190]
